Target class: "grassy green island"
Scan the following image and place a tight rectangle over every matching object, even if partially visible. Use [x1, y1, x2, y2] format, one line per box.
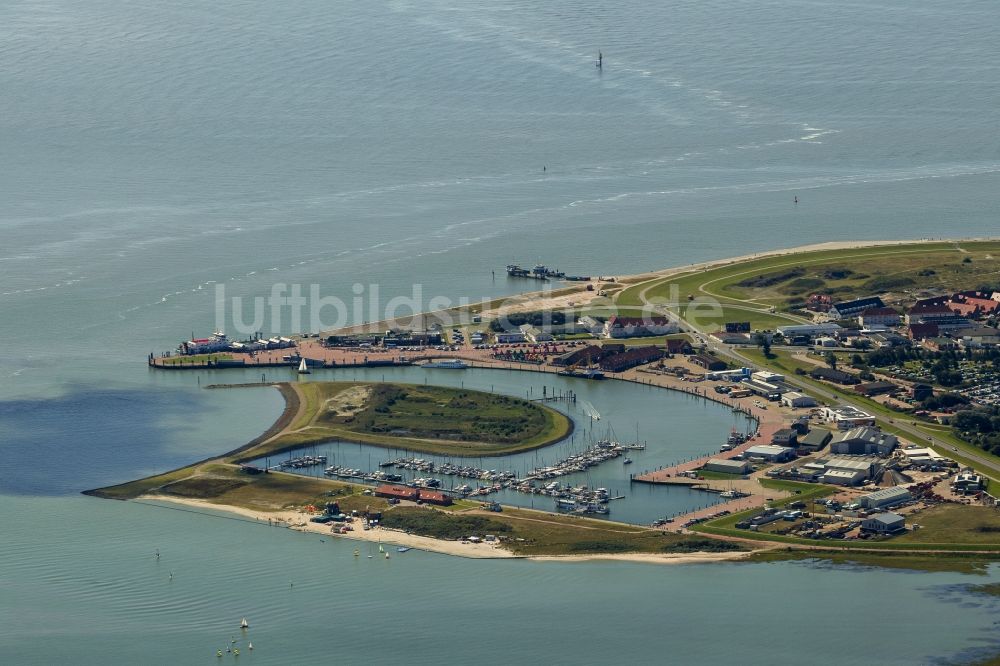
[90, 381, 571, 500]
[252, 381, 572, 459]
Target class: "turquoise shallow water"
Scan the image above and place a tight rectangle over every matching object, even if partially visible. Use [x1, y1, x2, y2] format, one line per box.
[2, 0, 1000, 662]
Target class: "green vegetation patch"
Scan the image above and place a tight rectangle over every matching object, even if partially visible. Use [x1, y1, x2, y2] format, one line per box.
[780, 277, 826, 295]
[892, 505, 1000, 546]
[736, 268, 805, 289]
[159, 476, 248, 498]
[257, 381, 572, 458]
[91, 463, 359, 511]
[380, 507, 511, 541]
[380, 506, 747, 556]
[631, 242, 1000, 320]
[695, 470, 746, 480]
[663, 538, 744, 553]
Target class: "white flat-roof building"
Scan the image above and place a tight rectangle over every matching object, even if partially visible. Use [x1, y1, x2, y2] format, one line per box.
[781, 392, 817, 409]
[822, 469, 866, 486]
[751, 371, 785, 384]
[900, 447, 943, 461]
[823, 405, 877, 430]
[777, 323, 843, 338]
[706, 368, 752, 381]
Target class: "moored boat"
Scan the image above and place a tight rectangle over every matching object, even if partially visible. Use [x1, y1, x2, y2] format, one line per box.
[421, 359, 468, 369]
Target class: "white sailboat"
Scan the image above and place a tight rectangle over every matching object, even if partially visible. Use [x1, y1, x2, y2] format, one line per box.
[240, 617, 249, 629]
[297, 358, 310, 374]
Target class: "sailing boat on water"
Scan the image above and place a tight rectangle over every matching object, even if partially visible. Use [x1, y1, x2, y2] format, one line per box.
[596, 51, 603, 68]
[297, 357, 310, 374]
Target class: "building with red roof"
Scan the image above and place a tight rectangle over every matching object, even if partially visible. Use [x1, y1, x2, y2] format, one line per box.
[417, 490, 453, 506]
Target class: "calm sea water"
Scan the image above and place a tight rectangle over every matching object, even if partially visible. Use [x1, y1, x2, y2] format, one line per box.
[2, 0, 1000, 662]
[0, 495, 998, 666]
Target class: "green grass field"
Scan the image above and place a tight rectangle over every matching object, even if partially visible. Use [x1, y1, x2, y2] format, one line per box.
[675, 303, 802, 331]
[892, 504, 1000, 546]
[695, 470, 746, 480]
[381, 505, 747, 556]
[94, 463, 357, 507]
[617, 241, 1000, 328]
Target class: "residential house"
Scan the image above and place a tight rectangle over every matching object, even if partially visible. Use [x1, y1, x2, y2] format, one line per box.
[601, 315, 676, 339]
[598, 346, 665, 372]
[869, 332, 910, 348]
[948, 291, 1000, 318]
[664, 338, 693, 354]
[907, 323, 939, 341]
[494, 332, 526, 344]
[829, 297, 885, 319]
[906, 303, 953, 325]
[519, 324, 554, 343]
[858, 307, 900, 328]
[577, 316, 604, 336]
[690, 354, 727, 371]
[552, 345, 604, 367]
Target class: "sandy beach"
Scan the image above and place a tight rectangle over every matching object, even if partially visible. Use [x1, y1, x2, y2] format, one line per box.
[140, 495, 517, 558]
[139, 496, 765, 565]
[526, 551, 755, 565]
